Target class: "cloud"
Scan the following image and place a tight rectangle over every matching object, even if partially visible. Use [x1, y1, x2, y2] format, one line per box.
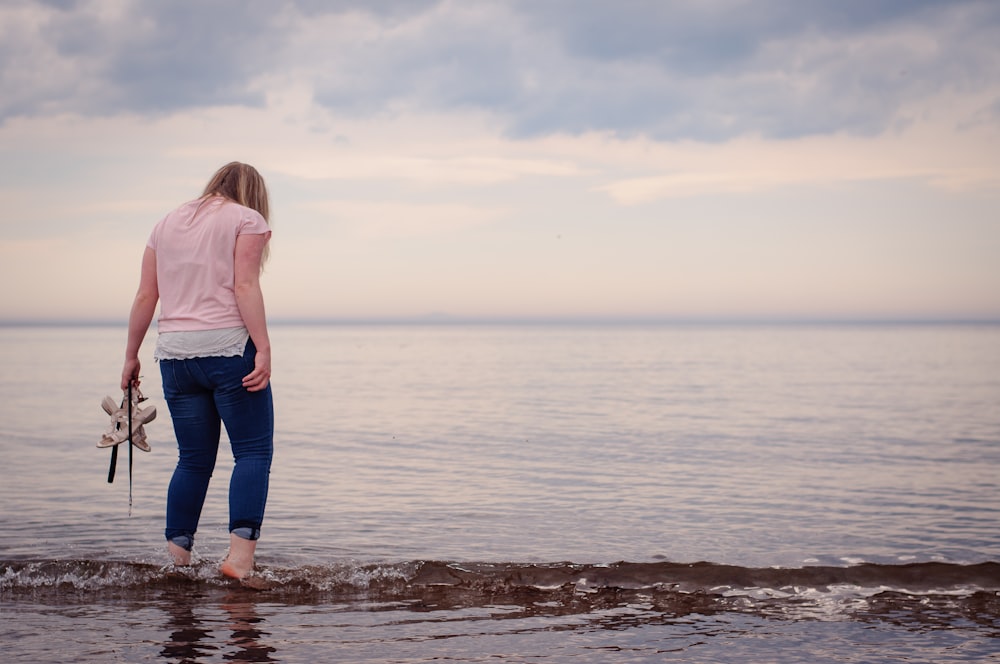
[3, 0, 998, 141]
[597, 100, 1000, 204]
[506, 0, 1000, 139]
[297, 199, 505, 239]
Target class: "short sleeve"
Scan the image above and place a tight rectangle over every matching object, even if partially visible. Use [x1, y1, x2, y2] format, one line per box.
[238, 209, 271, 236]
[146, 215, 165, 250]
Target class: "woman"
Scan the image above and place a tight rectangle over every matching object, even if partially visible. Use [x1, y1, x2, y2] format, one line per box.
[121, 162, 274, 580]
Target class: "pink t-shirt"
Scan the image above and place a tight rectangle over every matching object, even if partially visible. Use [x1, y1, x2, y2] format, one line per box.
[147, 196, 271, 333]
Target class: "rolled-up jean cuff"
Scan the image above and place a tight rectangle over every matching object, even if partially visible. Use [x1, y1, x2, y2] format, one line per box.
[231, 526, 260, 541]
[167, 534, 194, 551]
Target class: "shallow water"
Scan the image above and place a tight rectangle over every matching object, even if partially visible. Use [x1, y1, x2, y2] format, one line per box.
[2, 323, 999, 661]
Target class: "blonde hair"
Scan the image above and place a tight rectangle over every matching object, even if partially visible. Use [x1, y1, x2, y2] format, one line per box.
[202, 161, 271, 266]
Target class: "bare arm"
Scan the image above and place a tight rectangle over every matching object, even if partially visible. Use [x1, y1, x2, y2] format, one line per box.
[234, 232, 272, 392]
[121, 246, 159, 390]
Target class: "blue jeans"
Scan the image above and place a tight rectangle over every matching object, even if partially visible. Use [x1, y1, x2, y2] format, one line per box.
[160, 339, 273, 549]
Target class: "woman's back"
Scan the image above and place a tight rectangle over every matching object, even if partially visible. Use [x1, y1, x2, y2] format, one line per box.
[149, 196, 270, 332]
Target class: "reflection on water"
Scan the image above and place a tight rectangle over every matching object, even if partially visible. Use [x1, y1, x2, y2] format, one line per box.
[2, 575, 999, 663]
[220, 597, 279, 662]
[160, 592, 217, 662]
[159, 590, 277, 663]
[122, 584, 1000, 663]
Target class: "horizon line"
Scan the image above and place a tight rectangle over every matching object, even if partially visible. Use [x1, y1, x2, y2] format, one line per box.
[2, 315, 1000, 327]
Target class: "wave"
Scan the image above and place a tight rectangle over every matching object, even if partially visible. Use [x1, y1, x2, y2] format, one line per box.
[4, 558, 998, 603]
[4, 559, 999, 627]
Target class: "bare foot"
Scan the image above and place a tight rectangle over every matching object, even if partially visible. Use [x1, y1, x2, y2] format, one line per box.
[168, 541, 191, 566]
[220, 559, 248, 579]
[220, 532, 257, 580]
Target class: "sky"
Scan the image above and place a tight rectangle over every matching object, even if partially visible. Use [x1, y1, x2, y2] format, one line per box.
[1, 0, 999, 323]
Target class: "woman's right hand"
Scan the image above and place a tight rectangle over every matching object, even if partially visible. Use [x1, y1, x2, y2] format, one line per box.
[242, 347, 271, 392]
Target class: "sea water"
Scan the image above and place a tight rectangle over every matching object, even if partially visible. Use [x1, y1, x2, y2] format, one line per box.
[1, 323, 998, 662]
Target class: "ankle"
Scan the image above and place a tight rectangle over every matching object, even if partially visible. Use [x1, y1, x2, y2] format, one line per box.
[221, 531, 258, 578]
[167, 541, 191, 566]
